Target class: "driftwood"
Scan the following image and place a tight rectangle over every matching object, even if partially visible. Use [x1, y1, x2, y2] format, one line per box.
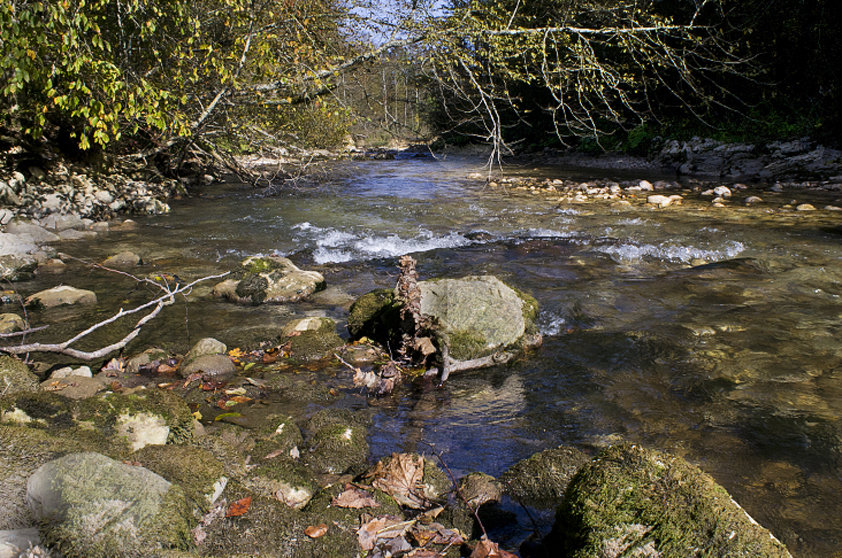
[0, 268, 229, 361]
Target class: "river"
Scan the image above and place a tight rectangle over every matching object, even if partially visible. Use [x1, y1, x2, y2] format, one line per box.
[19, 155, 842, 556]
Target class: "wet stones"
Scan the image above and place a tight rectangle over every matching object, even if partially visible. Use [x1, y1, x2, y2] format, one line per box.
[499, 445, 590, 508]
[25, 285, 96, 308]
[213, 256, 325, 305]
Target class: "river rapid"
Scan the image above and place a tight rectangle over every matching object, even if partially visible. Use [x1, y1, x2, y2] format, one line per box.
[19, 155, 842, 556]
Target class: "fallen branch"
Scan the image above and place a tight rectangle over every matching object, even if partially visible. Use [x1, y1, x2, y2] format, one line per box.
[0, 272, 229, 360]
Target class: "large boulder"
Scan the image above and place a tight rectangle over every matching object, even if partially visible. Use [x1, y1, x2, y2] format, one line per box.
[499, 445, 591, 509]
[213, 256, 325, 304]
[26, 452, 193, 557]
[349, 275, 541, 376]
[547, 444, 792, 557]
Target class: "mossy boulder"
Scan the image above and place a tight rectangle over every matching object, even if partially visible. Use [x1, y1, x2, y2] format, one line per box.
[548, 444, 792, 558]
[0, 312, 25, 334]
[0, 425, 100, 530]
[499, 445, 590, 508]
[75, 389, 195, 447]
[283, 318, 344, 363]
[213, 256, 325, 305]
[27, 452, 194, 558]
[245, 459, 317, 509]
[348, 276, 541, 376]
[303, 409, 371, 476]
[347, 288, 403, 341]
[132, 444, 228, 513]
[0, 355, 38, 396]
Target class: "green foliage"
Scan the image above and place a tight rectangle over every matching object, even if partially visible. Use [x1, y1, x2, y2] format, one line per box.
[0, 0, 354, 154]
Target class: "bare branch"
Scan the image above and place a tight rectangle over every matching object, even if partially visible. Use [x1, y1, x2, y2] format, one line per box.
[0, 272, 229, 361]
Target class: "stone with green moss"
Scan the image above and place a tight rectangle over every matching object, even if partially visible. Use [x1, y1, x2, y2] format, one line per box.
[0, 355, 38, 396]
[75, 389, 195, 447]
[27, 452, 194, 558]
[548, 444, 793, 557]
[0, 424, 106, 530]
[132, 444, 228, 513]
[213, 256, 325, 305]
[284, 319, 344, 363]
[245, 459, 317, 509]
[303, 409, 371, 476]
[347, 288, 403, 342]
[499, 445, 590, 508]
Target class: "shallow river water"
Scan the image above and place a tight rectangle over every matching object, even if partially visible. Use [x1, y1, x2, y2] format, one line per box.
[19, 156, 842, 556]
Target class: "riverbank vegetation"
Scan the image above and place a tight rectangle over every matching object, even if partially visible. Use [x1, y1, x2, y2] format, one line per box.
[2, 0, 839, 179]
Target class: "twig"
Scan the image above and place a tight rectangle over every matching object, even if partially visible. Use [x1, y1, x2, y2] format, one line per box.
[0, 325, 50, 338]
[0, 272, 229, 360]
[421, 443, 487, 539]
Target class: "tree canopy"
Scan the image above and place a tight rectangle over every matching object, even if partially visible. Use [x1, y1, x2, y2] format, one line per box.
[1, 0, 839, 168]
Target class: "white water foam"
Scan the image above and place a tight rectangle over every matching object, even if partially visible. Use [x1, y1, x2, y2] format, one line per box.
[596, 240, 745, 264]
[538, 312, 568, 336]
[294, 223, 476, 264]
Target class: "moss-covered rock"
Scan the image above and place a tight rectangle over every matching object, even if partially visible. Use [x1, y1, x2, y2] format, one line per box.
[75, 389, 195, 447]
[132, 444, 228, 513]
[0, 355, 38, 396]
[0, 312, 25, 334]
[499, 445, 590, 508]
[27, 452, 194, 558]
[284, 319, 344, 363]
[213, 256, 325, 305]
[0, 424, 101, 530]
[347, 288, 402, 342]
[245, 459, 317, 509]
[548, 444, 792, 558]
[303, 409, 371, 476]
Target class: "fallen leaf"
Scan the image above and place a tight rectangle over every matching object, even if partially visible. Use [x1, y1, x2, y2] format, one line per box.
[470, 537, 518, 558]
[304, 524, 328, 538]
[110, 380, 124, 391]
[214, 412, 243, 421]
[101, 357, 125, 373]
[157, 363, 177, 374]
[409, 522, 464, 547]
[183, 372, 203, 387]
[366, 453, 429, 509]
[262, 352, 278, 364]
[243, 362, 256, 371]
[264, 448, 286, 460]
[225, 496, 251, 517]
[229, 395, 252, 404]
[332, 485, 381, 509]
[357, 515, 411, 551]
[224, 387, 248, 396]
[407, 550, 443, 558]
[192, 410, 203, 421]
[228, 347, 245, 358]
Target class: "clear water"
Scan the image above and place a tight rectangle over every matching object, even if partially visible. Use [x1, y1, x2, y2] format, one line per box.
[16, 156, 842, 556]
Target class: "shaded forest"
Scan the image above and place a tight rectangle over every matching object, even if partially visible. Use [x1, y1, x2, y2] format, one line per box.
[1, 0, 839, 173]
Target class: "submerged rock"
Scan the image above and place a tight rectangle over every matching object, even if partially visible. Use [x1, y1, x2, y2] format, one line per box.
[25, 285, 96, 308]
[213, 256, 325, 305]
[0, 313, 25, 334]
[282, 317, 343, 363]
[303, 409, 371, 476]
[26, 452, 193, 558]
[547, 444, 792, 557]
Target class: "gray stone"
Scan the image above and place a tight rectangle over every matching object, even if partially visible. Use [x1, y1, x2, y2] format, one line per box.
[26, 452, 192, 558]
[102, 251, 142, 268]
[179, 354, 236, 379]
[184, 337, 226, 364]
[214, 256, 325, 304]
[4, 223, 59, 244]
[0, 313, 24, 334]
[280, 316, 335, 338]
[0, 528, 41, 558]
[25, 286, 96, 308]
[49, 366, 93, 379]
[39, 214, 84, 232]
[57, 229, 96, 241]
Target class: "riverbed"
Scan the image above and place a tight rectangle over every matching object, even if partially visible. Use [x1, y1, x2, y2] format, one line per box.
[17, 155, 842, 556]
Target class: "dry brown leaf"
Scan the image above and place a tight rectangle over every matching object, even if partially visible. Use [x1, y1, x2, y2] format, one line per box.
[470, 537, 518, 558]
[156, 363, 177, 374]
[407, 550, 443, 558]
[332, 485, 381, 509]
[225, 496, 251, 518]
[409, 522, 464, 547]
[305, 524, 328, 538]
[368, 453, 428, 509]
[357, 515, 411, 551]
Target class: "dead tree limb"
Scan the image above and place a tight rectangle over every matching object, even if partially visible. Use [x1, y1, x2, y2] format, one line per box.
[0, 272, 229, 361]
